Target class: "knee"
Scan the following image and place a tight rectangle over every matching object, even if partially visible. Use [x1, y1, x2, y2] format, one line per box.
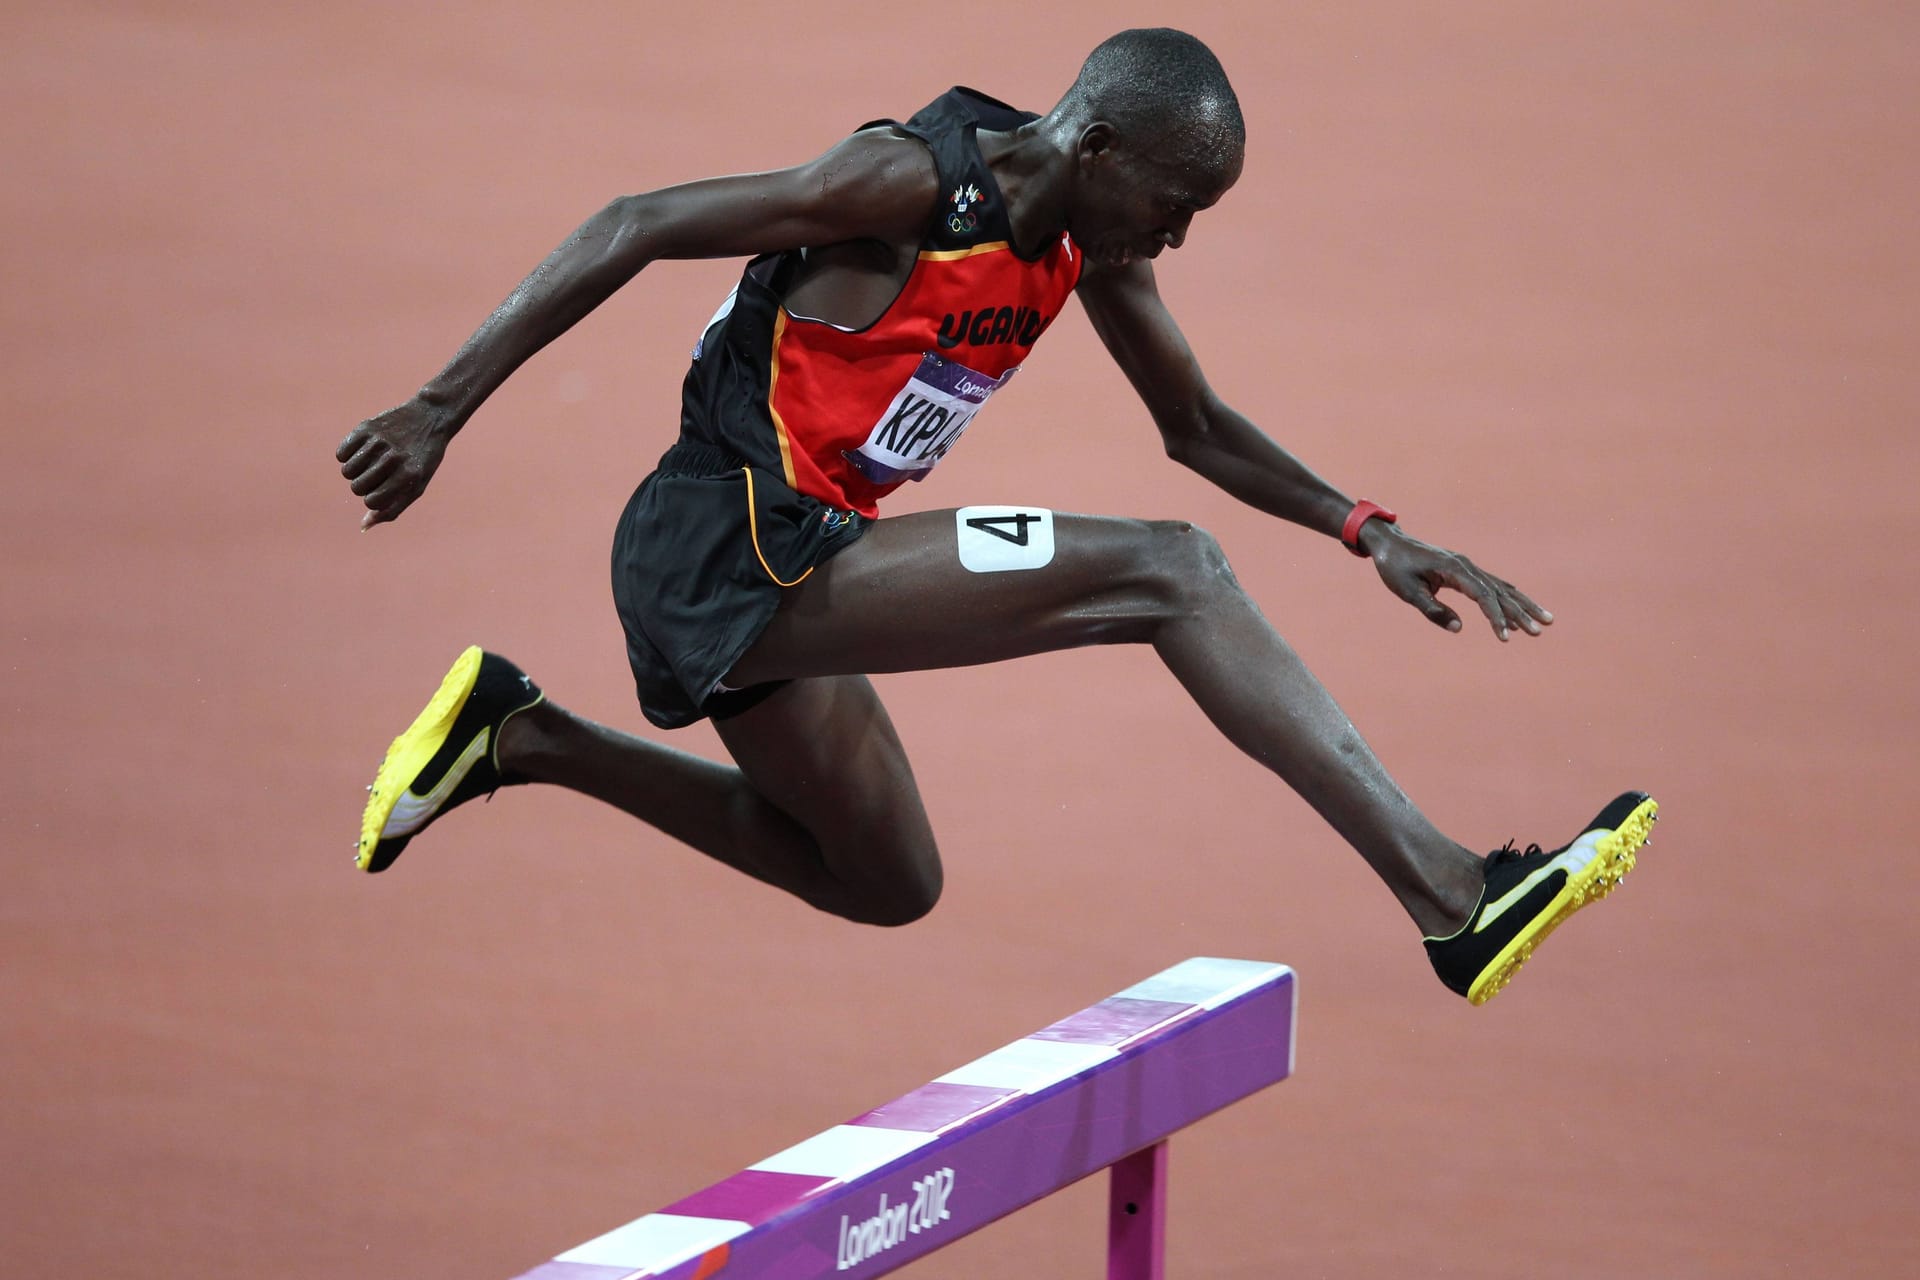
[844, 861, 944, 928]
[1139, 520, 1240, 615]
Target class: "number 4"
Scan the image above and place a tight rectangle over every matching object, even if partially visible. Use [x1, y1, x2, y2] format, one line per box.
[964, 513, 1037, 546]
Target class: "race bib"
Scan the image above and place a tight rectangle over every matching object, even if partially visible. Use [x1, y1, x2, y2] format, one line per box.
[844, 353, 1015, 485]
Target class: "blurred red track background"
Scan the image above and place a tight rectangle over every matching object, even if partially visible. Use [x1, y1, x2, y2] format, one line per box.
[3, 4, 1915, 1276]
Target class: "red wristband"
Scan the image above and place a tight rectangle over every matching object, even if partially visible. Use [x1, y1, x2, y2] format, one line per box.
[1341, 500, 1397, 556]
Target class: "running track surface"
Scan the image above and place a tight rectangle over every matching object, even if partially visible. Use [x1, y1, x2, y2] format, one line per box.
[3, 5, 1914, 1277]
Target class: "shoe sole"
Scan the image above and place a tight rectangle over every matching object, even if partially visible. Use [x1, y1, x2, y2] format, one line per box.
[1466, 796, 1658, 1005]
[356, 646, 485, 872]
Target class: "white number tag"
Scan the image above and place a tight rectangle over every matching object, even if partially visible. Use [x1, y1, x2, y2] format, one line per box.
[956, 506, 1054, 573]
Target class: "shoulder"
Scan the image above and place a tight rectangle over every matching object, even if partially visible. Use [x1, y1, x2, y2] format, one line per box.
[797, 126, 940, 240]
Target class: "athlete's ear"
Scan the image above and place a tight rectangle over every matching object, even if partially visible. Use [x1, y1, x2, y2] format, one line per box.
[1076, 121, 1119, 168]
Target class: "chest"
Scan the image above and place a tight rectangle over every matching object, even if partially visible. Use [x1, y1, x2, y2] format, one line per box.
[785, 240, 1079, 366]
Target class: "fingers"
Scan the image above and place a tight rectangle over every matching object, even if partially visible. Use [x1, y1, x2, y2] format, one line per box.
[1415, 588, 1463, 633]
[1454, 558, 1513, 640]
[337, 429, 381, 479]
[356, 467, 424, 528]
[1387, 572, 1463, 632]
[1479, 573, 1553, 637]
[1447, 560, 1553, 641]
[348, 451, 400, 497]
[1498, 576, 1554, 629]
[338, 426, 428, 529]
[335, 426, 368, 466]
[358, 482, 419, 530]
[1380, 540, 1554, 641]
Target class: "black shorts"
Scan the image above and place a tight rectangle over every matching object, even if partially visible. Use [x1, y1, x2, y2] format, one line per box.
[611, 440, 870, 729]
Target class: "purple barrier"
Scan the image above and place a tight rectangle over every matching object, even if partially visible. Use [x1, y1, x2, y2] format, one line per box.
[512, 958, 1296, 1280]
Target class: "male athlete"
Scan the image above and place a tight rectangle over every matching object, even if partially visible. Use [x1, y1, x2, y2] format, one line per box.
[337, 29, 1655, 1005]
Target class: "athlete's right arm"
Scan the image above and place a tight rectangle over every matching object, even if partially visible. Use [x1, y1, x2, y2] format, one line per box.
[337, 131, 934, 529]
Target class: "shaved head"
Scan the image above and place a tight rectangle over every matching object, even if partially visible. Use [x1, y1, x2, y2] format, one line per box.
[1058, 28, 1244, 173]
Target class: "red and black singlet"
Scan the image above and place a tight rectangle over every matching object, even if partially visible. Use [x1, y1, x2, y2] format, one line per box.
[679, 87, 1084, 518]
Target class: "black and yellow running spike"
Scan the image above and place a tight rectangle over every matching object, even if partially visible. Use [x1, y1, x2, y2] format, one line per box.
[1425, 792, 1658, 1005]
[355, 646, 544, 873]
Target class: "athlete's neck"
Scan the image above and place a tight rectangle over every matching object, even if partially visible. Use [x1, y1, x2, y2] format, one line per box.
[978, 121, 1074, 257]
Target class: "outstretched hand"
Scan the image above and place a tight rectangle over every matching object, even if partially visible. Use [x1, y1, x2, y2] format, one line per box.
[336, 399, 452, 530]
[1365, 526, 1553, 641]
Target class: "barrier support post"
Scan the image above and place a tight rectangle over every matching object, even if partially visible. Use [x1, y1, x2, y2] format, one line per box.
[1107, 1139, 1169, 1280]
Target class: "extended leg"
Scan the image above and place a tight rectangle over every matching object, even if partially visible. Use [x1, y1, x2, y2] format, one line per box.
[725, 508, 1484, 935]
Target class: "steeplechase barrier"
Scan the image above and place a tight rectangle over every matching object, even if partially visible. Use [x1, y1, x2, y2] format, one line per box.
[512, 956, 1297, 1280]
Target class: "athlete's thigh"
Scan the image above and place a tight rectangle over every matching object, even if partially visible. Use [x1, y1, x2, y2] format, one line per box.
[714, 673, 937, 879]
[728, 506, 1198, 685]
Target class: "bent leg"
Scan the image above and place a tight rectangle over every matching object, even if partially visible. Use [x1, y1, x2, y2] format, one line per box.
[727, 508, 1483, 935]
[499, 675, 940, 926]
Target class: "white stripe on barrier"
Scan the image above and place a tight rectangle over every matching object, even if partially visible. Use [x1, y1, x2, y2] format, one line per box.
[934, 1038, 1119, 1091]
[556, 1213, 747, 1270]
[1116, 956, 1290, 1008]
[748, 1125, 937, 1179]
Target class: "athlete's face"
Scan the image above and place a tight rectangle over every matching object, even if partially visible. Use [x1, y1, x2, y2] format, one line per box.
[1071, 120, 1242, 269]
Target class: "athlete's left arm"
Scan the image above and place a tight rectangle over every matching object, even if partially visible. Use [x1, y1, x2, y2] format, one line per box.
[1076, 259, 1551, 640]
